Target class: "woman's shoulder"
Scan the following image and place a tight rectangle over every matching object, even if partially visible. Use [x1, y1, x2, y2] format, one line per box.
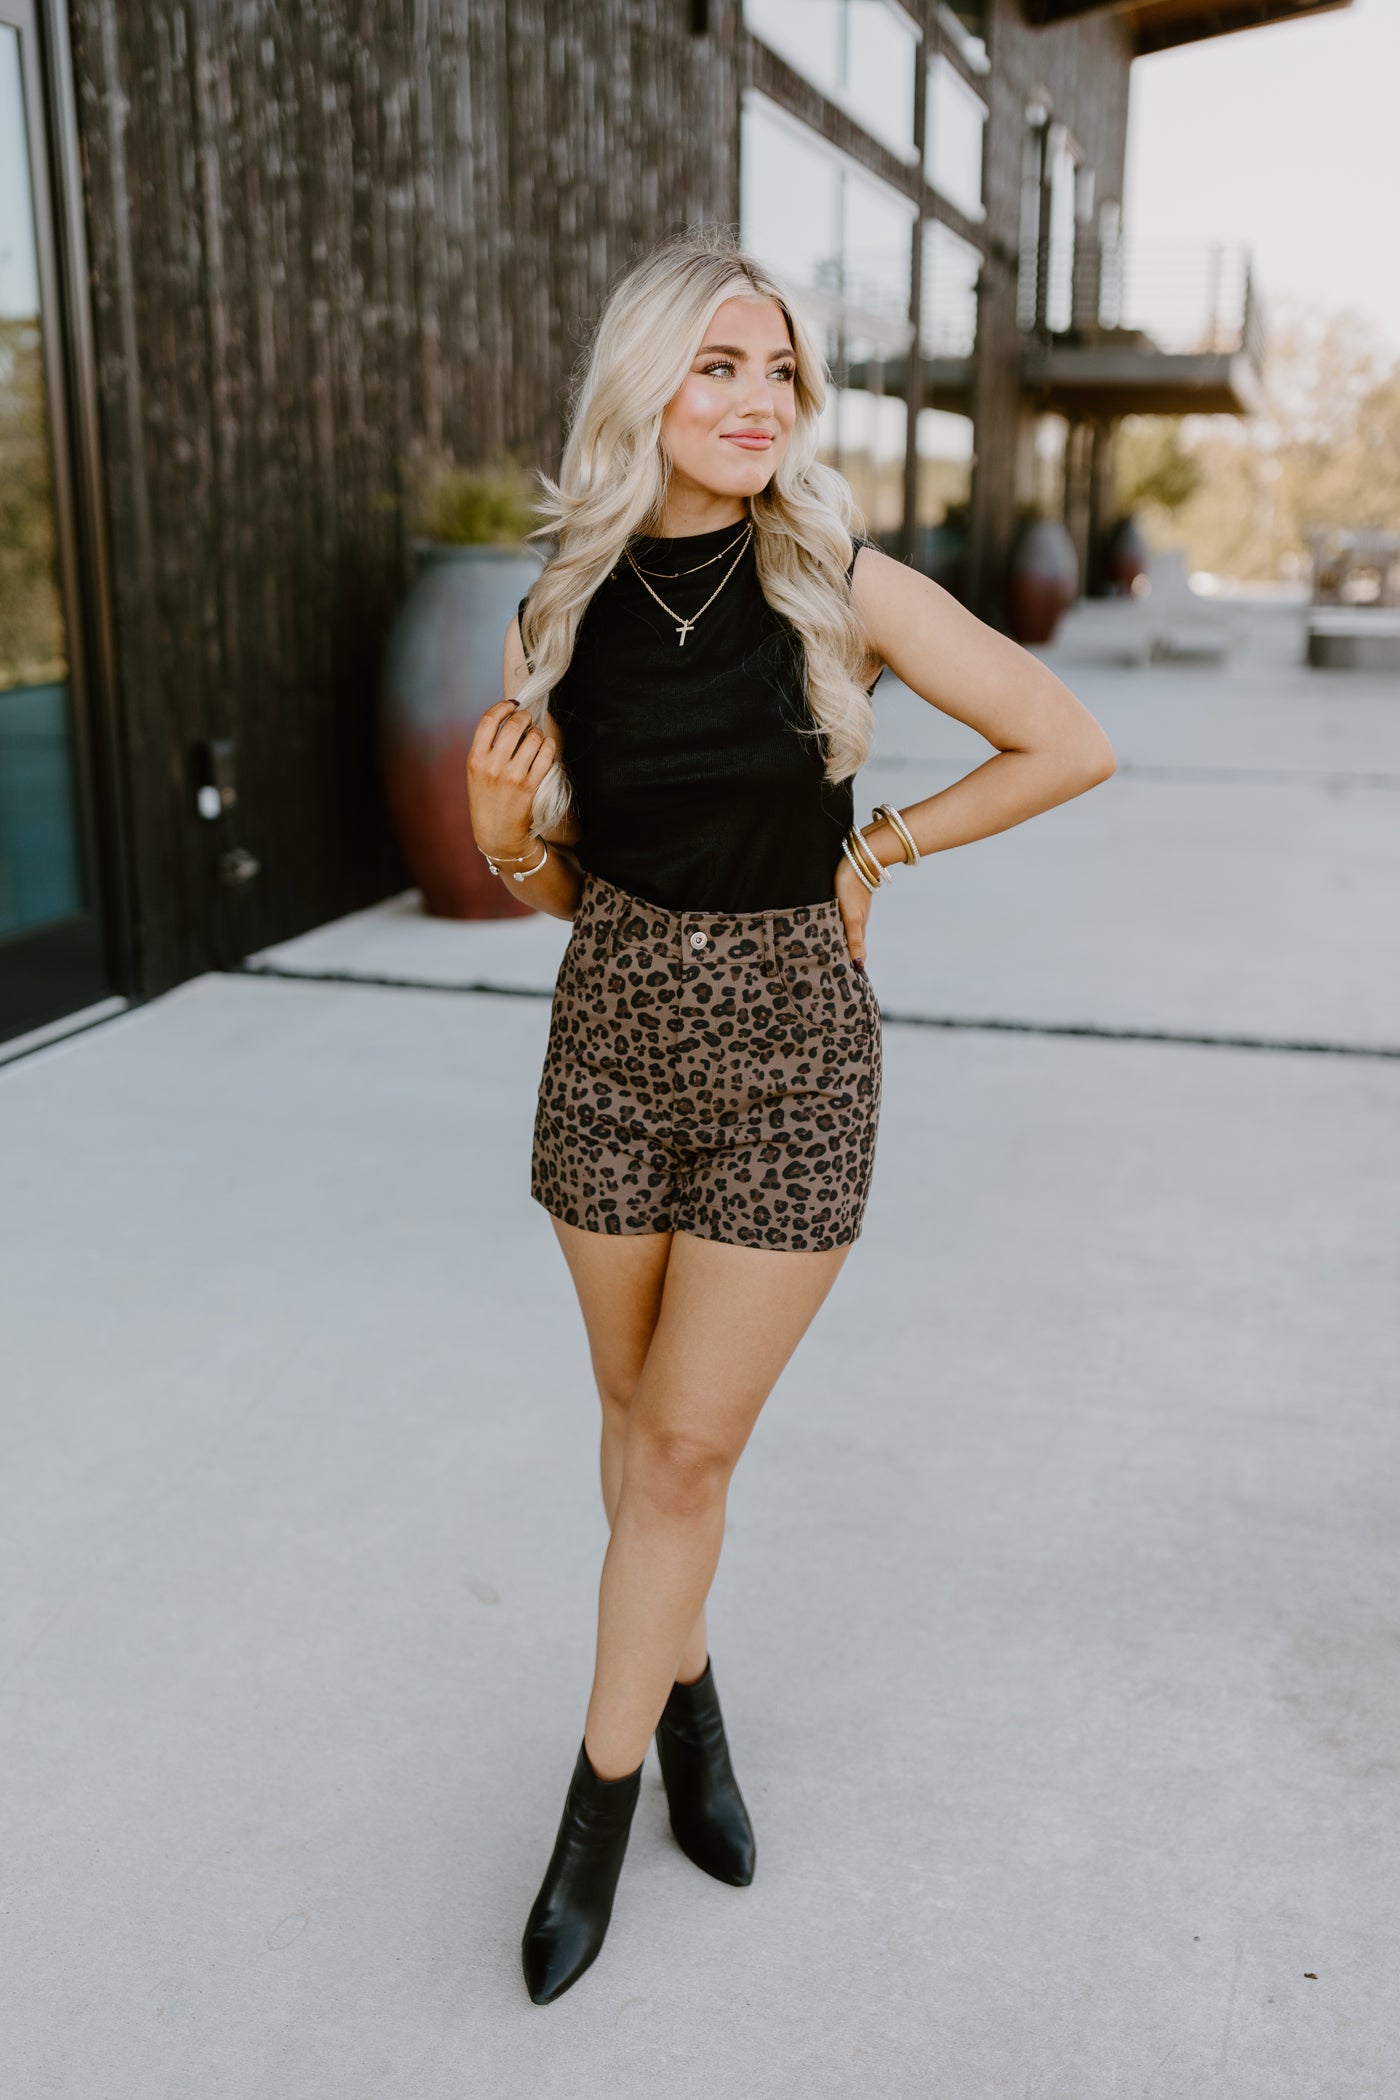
[842, 536, 884, 691]
[846, 531, 875, 580]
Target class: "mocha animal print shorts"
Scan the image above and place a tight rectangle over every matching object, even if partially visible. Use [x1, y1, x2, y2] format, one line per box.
[530, 870, 882, 1252]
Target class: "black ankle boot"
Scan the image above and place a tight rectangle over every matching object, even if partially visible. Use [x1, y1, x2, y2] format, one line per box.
[521, 1737, 644, 2005]
[654, 1657, 756, 1887]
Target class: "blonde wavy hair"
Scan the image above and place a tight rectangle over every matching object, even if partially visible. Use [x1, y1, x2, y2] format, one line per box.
[515, 228, 877, 837]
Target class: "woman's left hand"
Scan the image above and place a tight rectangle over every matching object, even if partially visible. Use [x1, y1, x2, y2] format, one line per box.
[834, 851, 875, 968]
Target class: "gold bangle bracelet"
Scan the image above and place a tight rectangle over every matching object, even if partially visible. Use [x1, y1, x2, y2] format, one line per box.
[871, 803, 920, 866]
[846, 824, 889, 888]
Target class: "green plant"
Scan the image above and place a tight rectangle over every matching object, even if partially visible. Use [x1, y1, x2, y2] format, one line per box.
[1114, 418, 1202, 515]
[1012, 498, 1054, 535]
[406, 452, 541, 547]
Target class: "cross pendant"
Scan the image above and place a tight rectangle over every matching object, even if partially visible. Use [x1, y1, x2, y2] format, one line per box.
[676, 618, 694, 646]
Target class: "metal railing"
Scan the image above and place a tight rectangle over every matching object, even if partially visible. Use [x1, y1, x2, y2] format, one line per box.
[1020, 234, 1264, 364]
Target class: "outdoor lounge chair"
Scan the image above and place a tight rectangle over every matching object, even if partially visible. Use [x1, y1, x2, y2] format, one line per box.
[1139, 549, 1243, 663]
[1047, 548, 1242, 668]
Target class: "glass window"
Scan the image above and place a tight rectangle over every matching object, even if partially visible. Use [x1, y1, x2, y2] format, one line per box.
[744, 0, 919, 163]
[1018, 115, 1048, 331]
[741, 93, 916, 541]
[926, 55, 987, 223]
[1096, 199, 1123, 330]
[843, 3, 919, 161]
[842, 163, 918, 346]
[1045, 129, 1078, 334]
[741, 96, 843, 325]
[744, 0, 843, 101]
[742, 93, 914, 341]
[0, 29, 82, 940]
[920, 218, 981, 359]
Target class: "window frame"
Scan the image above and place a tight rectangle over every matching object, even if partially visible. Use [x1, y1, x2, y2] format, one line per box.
[742, 0, 924, 166]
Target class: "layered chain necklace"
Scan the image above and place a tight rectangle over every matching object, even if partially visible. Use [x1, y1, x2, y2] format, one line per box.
[627, 521, 751, 578]
[619, 520, 754, 647]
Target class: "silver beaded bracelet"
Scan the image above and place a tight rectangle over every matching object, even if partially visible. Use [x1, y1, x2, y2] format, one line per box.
[483, 837, 550, 882]
[840, 834, 882, 894]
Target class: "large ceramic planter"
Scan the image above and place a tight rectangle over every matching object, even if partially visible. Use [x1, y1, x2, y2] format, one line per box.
[1101, 513, 1149, 596]
[1008, 518, 1079, 645]
[379, 540, 544, 919]
[916, 522, 970, 602]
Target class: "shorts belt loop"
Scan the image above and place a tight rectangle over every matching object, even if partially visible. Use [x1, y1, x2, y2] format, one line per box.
[760, 914, 780, 980]
[597, 876, 630, 957]
[763, 914, 796, 1011]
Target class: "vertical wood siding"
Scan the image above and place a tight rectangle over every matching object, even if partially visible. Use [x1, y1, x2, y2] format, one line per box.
[69, 0, 739, 990]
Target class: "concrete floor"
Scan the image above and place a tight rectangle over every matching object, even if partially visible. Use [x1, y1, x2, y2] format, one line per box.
[3, 597, 1398, 2097]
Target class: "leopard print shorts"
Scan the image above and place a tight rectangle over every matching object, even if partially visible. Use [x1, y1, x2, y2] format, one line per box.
[530, 869, 882, 1251]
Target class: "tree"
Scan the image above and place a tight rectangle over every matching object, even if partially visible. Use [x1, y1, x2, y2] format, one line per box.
[0, 315, 67, 689]
[1113, 295, 1400, 581]
[1114, 417, 1202, 514]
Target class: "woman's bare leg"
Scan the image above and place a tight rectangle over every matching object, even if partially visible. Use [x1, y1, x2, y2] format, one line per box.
[550, 1218, 712, 1685]
[548, 1219, 671, 1485]
[548, 1217, 853, 1764]
[581, 1229, 851, 1779]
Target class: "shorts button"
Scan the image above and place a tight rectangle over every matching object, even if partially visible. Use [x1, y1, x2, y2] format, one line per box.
[690, 930, 708, 949]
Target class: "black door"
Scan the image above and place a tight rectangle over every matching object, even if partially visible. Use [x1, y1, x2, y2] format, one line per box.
[0, 0, 124, 1043]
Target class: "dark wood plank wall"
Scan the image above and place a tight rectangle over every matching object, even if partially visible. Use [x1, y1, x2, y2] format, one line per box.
[67, 0, 739, 993]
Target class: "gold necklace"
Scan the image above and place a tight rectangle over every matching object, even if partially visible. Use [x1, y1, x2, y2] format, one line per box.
[623, 523, 753, 646]
[627, 521, 751, 579]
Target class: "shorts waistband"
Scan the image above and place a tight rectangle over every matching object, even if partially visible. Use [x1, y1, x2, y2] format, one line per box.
[579, 868, 851, 968]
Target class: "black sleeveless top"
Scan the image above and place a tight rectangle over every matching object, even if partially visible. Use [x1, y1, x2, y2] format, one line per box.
[518, 522, 875, 913]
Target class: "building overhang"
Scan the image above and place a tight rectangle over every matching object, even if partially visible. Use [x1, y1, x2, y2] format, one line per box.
[1020, 342, 1263, 417]
[842, 355, 976, 413]
[1019, 0, 1352, 56]
[840, 346, 1261, 418]
[924, 358, 976, 412]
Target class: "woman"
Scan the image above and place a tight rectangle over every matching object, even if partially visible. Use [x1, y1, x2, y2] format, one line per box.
[466, 230, 1115, 2006]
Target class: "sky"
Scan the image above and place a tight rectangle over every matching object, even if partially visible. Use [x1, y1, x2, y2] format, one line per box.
[1123, 0, 1400, 365]
[0, 31, 38, 319]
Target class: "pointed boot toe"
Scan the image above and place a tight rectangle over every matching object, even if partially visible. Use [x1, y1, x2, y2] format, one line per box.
[521, 1738, 643, 2005]
[655, 1657, 756, 1887]
[521, 1921, 588, 2007]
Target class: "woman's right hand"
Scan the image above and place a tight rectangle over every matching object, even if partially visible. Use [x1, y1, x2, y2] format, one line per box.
[467, 699, 558, 855]
[834, 848, 875, 968]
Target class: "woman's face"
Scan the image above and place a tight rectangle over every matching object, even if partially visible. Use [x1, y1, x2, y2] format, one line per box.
[659, 296, 798, 509]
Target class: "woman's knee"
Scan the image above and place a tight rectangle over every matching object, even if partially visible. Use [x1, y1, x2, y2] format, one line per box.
[598, 1366, 642, 1427]
[621, 1421, 735, 1520]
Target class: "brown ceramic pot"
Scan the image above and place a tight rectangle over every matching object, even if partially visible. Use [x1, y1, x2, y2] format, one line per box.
[1102, 513, 1150, 596]
[1008, 518, 1079, 644]
[378, 541, 544, 919]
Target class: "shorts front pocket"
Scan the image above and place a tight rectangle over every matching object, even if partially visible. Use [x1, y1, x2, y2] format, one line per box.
[776, 945, 873, 1051]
